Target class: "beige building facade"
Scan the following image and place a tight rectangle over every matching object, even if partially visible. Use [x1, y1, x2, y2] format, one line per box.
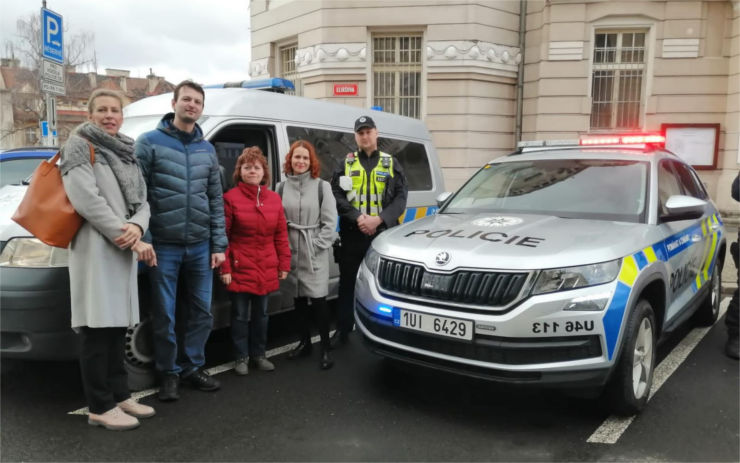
[250, 0, 739, 213]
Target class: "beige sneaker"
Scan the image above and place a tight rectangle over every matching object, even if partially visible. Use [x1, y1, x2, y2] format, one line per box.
[117, 398, 156, 418]
[88, 406, 140, 431]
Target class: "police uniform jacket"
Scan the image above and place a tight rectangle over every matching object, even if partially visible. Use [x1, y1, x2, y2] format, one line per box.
[330, 149, 408, 237]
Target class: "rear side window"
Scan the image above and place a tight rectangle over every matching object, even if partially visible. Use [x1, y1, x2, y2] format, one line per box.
[672, 162, 708, 199]
[657, 160, 684, 217]
[286, 125, 433, 191]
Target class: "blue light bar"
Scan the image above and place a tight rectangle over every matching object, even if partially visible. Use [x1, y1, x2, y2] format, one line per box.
[378, 306, 392, 315]
[204, 78, 295, 92]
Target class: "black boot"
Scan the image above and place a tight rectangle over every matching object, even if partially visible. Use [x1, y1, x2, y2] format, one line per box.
[725, 335, 739, 360]
[329, 330, 349, 349]
[320, 349, 334, 370]
[288, 336, 312, 359]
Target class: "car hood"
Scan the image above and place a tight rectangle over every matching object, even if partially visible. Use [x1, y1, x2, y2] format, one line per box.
[373, 212, 653, 271]
[0, 185, 32, 241]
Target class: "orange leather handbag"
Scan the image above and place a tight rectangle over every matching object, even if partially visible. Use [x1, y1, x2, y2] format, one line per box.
[11, 143, 95, 248]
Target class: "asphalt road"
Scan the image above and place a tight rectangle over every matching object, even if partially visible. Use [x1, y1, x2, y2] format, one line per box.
[1, 303, 738, 462]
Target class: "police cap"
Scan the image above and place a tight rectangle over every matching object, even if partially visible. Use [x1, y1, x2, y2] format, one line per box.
[354, 115, 376, 132]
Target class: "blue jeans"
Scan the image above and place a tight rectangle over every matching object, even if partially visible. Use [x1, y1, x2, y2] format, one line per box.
[149, 241, 213, 376]
[230, 292, 269, 358]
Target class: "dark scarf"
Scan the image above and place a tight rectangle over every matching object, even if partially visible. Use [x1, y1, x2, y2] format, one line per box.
[62, 121, 146, 215]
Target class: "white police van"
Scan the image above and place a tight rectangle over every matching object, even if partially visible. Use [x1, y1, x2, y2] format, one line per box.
[0, 85, 445, 389]
[354, 134, 726, 415]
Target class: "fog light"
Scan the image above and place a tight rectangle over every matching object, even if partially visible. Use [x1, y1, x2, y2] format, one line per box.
[563, 292, 611, 311]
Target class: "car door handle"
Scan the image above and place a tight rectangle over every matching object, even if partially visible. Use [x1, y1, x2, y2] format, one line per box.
[691, 234, 702, 242]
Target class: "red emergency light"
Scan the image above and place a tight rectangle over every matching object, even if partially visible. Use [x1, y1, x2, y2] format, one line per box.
[579, 133, 665, 146]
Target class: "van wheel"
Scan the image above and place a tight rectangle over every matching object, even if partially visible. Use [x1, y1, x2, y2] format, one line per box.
[124, 318, 156, 391]
[694, 268, 721, 326]
[606, 299, 656, 416]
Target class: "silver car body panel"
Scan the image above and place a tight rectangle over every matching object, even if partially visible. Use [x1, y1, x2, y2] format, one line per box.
[355, 147, 725, 384]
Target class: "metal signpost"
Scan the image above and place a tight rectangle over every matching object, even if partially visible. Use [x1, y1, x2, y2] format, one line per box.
[40, 4, 64, 146]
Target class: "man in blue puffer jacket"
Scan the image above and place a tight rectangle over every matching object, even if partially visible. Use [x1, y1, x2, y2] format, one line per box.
[135, 80, 228, 401]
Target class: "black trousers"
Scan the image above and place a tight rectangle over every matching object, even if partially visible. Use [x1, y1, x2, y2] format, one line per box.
[78, 327, 130, 414]
[727, 241, 739, 338]
[337, 230, 373, 334]
[294, 297, 331, 349]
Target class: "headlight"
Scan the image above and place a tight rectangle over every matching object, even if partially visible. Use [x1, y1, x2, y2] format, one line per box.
[532, 259, 620, 295]
[0, 238, 69, 267]
[363, 247, 381, 273]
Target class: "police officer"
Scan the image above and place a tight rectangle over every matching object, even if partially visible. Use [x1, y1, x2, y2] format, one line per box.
[330, 115, 408, 347]
[726, 174, 739, 359]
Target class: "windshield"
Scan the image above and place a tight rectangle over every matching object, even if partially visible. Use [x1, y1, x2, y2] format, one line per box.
[0, 158, 46, 187]
[443, 159, 648, 223]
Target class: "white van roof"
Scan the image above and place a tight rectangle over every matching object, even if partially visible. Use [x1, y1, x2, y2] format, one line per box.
[124, 88, 431, 141]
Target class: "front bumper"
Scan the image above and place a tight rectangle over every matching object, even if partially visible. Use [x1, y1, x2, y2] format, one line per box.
[0, 266, 78, 360]
[354, 261, 621, 387]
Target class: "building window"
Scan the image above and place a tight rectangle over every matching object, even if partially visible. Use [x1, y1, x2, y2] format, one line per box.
[278, 43, 301, 96]
[25, 127, 37, 145]
[590, 30, 646, 130]
[372, 34, 422, 119]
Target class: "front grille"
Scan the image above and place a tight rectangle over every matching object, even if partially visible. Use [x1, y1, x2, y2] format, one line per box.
[377, 258, 528, 306]
[357, 303, 602, 365]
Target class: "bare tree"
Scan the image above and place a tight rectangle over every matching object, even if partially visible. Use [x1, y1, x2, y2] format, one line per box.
[0, 14, 97, 148]
[4, 13, 96, 71]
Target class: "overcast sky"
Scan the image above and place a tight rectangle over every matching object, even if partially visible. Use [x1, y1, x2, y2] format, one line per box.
[0, 0, 252, 85]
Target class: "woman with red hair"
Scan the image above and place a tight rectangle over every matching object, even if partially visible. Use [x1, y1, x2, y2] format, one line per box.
[278, 140, 337, 370]
[219, 146, 291, 375]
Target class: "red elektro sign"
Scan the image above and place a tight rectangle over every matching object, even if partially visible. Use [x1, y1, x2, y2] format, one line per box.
[333, 83, 358, 96]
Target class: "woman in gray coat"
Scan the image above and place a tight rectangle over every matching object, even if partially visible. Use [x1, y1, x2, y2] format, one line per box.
[278, 140, 337, 369]
[61, 89, 157, 431]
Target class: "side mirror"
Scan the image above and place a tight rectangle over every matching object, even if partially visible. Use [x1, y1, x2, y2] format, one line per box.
[661, 195, 706, 222]
[436, 191, 453, 208]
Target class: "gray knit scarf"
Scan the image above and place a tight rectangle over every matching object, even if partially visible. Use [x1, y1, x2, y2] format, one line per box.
[62, 121, 146, 215]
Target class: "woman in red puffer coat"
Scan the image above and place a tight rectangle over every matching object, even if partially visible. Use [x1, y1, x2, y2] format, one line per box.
[219, 146, 291, 375]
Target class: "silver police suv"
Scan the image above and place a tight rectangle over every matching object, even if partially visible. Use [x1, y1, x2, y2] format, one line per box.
[355, 134, 726, 415]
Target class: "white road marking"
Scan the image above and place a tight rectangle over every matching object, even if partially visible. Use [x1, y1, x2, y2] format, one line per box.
[69, 332, 329, 415]
[587, 297, 730, 444]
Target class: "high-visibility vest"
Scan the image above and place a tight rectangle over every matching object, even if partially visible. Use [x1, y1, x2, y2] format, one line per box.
[344, 151, 394, 216]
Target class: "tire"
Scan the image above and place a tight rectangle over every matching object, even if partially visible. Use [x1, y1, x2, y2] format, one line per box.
[606, 299, 656, 416]
[694, 267, 721, 327]
[124, 318, 156, 391]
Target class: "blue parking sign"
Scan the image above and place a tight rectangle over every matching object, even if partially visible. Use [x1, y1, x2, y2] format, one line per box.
[41, 8, 63, 64]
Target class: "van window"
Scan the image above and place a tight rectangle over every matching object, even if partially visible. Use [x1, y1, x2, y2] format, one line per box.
[286, 126, 433, 191]
[209, 124, 279, 189]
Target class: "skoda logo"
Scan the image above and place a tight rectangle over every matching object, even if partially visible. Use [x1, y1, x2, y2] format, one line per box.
[359, 117, 366, 122]
[435, 251, 451, 266]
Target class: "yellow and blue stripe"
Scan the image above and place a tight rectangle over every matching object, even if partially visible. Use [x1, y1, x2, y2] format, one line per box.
[693, 214, 722, 292]
[601, 213, 722, 360]
[398, 206, 439, 224]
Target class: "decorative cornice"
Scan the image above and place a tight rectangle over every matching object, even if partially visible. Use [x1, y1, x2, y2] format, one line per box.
[296, 43, 366, 68]
[425, 41, 520, 76]
[249, 58, 270, 78]
[249, 40, 522, 79]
